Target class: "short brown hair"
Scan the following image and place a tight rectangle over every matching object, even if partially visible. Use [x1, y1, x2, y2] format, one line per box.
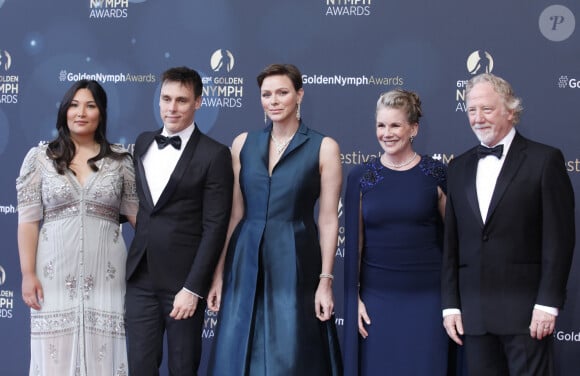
[257, 63, 303, 91]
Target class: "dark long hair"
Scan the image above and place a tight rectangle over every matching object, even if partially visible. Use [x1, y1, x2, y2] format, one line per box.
[47, 79, 129, 174]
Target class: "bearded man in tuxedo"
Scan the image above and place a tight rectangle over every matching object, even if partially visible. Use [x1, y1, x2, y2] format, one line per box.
[442, 73, 575, 376]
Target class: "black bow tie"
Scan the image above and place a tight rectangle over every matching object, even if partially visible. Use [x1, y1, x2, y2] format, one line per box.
[154, 134, 182, 150]
[477, 144, 503, 159]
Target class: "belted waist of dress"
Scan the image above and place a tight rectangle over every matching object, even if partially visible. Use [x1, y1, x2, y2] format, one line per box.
[44, 201, 119, 224]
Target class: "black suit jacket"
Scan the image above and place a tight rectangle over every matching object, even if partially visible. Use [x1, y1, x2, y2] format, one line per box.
[126, 126, 233, 296]
[442, 132, 575, 335]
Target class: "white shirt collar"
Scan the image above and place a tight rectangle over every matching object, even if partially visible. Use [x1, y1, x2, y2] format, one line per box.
[161, 122, 196, 143]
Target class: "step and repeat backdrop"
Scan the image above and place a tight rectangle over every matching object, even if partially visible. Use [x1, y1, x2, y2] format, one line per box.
[0, 0, 579, 374]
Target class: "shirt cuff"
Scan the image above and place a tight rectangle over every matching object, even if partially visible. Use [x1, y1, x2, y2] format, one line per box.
[442, 308, 461, 318]
[182, 287, 203, 300]
[534, 304, 558, 316]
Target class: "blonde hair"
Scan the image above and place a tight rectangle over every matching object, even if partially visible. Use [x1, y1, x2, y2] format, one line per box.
[376, 89, 422, 124]
[466, 73, 523, 124]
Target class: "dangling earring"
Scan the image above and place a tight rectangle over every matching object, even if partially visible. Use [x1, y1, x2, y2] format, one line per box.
[410, 135, 415, 143]
[296, 103, 301, 121]
[264, 111, 268, 124]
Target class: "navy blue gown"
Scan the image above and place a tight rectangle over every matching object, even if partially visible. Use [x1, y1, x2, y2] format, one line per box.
[209, 122, 343, 376]
[343, 156, 449, 375]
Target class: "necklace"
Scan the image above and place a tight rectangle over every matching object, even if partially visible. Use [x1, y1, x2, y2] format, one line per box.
[382, 152, 417, 169]
[270, 133, 293, 155]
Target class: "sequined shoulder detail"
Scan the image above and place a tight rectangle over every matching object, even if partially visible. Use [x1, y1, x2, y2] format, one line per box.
[418, 155, 447, 194]
[359, 157, 384, 193]
[110, 143, 127, 153]
[16, 146, 48, 212]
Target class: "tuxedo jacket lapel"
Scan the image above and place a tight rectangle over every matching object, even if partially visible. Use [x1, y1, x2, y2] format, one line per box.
[135, 131, 157, 210]
[485, 133, 526, 224]
[464, 151, 484, 227]
[154, 127, 201, 210]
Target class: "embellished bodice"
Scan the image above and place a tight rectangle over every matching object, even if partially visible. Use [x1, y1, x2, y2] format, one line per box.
[360, 155, 446, 194]
[358, 155, 447, 267]
[16, 144, 138, 225]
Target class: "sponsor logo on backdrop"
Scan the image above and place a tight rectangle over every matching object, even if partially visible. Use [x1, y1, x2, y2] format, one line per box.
[337, 198, 344, 258]
[566, 158, 580, 173]
[0, 49, 11, 71]
[0, 49, 18, 104]
[555, 331, 580, 341]
[558, 75, 570, 88]
[58, 70, 156, 84]
[202, 307, 218, 339]
[466, 50, 494, 75]
[89, 0, 129, 19]
[302, 73, 403, 88]
[324, 0, 372, 16]
[539, 5, 575, 42]
[0, 265, 14, 319]
[210, 49, 234, 73]
[557, 75, 580, 89]
[201, 49, 244, 109]
[0, 204, 16, 215]
[431, 153, 455, 163]
[455, 51, 495, 112]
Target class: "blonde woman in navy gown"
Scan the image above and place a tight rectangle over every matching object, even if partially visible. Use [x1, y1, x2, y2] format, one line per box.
[343, 89, 450, 375]
[207, 63, 343, 375]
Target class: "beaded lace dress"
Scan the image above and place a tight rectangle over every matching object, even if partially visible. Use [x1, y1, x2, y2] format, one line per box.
[16, 144, 138, 376]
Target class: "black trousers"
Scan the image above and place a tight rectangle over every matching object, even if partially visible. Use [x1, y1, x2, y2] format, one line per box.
[464, 333, 553, 376]
[125, 258, 205, 376]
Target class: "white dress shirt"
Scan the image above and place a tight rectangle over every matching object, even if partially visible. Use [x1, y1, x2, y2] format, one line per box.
[142, 123, 195, 205]
[476, 128, 515, 222]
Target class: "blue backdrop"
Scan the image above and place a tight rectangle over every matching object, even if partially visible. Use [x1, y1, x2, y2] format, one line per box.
[0, 1, 579, 374]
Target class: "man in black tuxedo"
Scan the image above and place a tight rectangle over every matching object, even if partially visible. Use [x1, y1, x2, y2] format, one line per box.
[125, 66, 233, 375]
[442, 73, 575, 375]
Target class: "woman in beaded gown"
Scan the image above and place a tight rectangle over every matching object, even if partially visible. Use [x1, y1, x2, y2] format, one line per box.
[343, 89, 451, 375]
[16, 80, 138, 376]
[207, 63, 343, 375]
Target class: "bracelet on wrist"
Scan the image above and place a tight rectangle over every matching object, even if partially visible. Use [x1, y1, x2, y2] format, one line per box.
[319, 273, 334, 280]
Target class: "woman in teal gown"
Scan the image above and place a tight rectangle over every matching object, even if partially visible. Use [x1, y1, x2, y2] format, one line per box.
[207, 63, 343, 375]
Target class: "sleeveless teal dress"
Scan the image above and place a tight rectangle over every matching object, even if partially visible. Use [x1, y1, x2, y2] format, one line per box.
[209, 122, 343, 375]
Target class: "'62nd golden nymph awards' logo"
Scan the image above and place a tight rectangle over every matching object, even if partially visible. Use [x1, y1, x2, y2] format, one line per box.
[202, 49, 244, 109]
[0, 49, 18, 104]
